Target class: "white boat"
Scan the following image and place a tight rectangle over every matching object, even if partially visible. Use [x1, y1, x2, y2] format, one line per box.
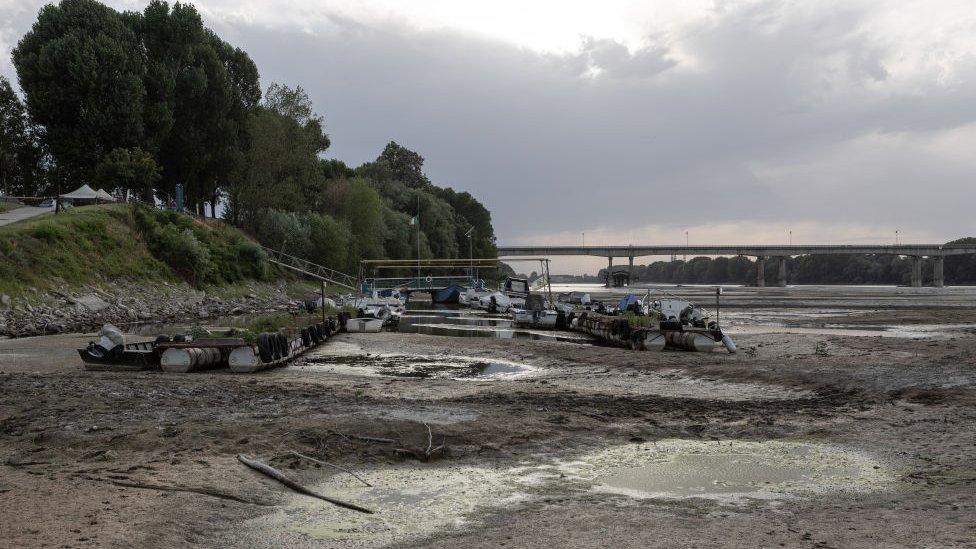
[345, 317, 384, 333]
[511, 308, 558, 328]
[460, 287, 490, 307]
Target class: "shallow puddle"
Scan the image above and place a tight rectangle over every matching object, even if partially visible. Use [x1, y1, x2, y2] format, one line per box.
[301, 352, 536, 380]
[577, 440, 875, 500]
[400, 323, 590, 343]
[242, 439, 895, 547]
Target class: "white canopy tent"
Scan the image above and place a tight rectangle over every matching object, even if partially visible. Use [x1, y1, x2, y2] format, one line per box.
[59, 184, 99, 201]
[95, 188, 116, 202]
[59, 185, 116, 203]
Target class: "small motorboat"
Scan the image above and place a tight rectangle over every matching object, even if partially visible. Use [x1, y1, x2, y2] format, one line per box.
[78, 324, 160, 371]
[345, 317, 384, 333]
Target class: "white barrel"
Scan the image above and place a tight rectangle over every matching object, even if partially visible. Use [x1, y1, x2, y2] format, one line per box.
[665, 331, 719, 352]
[642, 331, 667, 351]
[721, 333, 737, 354]
[228, 346, 261, 372]
[160, 347, 221, 372]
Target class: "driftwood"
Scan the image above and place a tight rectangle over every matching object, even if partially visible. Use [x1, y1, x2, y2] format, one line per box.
[237, 454, 373, 514]
[289, 451, 372, 487]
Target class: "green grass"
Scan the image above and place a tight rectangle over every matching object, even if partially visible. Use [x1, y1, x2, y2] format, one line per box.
[0, 202, 17, 214]
[0, 203, 272, 297]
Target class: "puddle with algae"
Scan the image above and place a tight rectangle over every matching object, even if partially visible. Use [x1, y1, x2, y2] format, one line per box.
[550, 368, 812, 401]
[299, 352, 536, 380]
[240, 440, 895, 548]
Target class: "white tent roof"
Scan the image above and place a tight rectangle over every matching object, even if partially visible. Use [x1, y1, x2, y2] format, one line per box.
[60, 184, 99, 200]
[95, 188, 116, 202]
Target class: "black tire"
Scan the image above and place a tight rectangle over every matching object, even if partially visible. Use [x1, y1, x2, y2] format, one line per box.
[277, 333, 289, 358]
[257, 333, 274, 363]
[488, 296, 498, 314]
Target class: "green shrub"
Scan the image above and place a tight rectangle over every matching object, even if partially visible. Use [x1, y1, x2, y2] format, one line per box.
[31, 223, 68, 242]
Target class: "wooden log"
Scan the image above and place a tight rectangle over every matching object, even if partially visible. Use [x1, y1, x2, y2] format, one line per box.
[237, 454, 373, 514]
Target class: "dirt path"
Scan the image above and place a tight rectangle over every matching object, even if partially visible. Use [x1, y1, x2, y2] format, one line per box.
[1, 296, 975, 547]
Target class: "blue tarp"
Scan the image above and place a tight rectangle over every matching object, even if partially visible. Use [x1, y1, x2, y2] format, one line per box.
[617, 294, 640, 311]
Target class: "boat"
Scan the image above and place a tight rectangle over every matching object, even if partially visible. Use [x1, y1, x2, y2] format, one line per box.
[345, 317, 384, 333]
[459, 287, 490, 306]
[511, 308, 558, 328]
[78, 340, 159, 371]
[511, 294, 559, 328]
[432, 284, 465, 304]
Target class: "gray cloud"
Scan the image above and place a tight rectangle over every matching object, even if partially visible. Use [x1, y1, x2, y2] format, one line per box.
[4, 0, 976, 250]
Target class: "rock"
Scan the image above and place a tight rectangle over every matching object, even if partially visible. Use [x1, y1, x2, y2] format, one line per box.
[75, 294, 110, 313]
[0, 294, 10, 310]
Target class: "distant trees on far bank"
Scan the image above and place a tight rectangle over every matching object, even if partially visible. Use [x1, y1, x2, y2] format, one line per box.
[592, 240, 976, 286]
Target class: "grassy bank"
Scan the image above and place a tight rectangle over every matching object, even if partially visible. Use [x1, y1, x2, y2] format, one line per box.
[0, 204, 271, 296]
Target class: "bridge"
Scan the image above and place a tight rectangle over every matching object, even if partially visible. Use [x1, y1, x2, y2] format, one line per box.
[496, 244, 976, 288]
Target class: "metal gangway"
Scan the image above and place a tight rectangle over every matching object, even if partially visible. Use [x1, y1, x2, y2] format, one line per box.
[261, 246, 359, 290]
[359, 258, 497, 295]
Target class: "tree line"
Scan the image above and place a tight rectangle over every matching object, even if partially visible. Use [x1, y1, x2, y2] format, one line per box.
[594, 241, 976, 286]
[1, 0, 498, 277]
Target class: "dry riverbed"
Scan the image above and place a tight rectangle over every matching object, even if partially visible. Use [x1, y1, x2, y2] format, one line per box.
[1, 287, 975, 548]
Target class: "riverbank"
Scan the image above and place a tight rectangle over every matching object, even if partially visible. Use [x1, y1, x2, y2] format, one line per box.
[0, 279, 318, 338]
[0, 285, 974, 547]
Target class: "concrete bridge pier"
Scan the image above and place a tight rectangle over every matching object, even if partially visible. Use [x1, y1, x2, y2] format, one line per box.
[777, 257, 788, 287]
[934, 256, 945, 288]
[606, 257, 613, 287]
[628, 256, 634, 286]
[911, 256, 923, 287]
[756, 256, 766, 287]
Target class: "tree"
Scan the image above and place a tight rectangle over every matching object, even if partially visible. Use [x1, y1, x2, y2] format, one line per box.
[340, 178, 387, 270]
[133, 1, 259, 213]
[13, 0, 146, 184]
[365, 141, 430, 189]
[226, 83, 330, 225]
[93, 147, 160, 202]
[0, 76, 47, 196]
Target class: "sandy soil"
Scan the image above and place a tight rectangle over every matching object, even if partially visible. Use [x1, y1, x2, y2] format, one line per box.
[1, 286, 975, 548]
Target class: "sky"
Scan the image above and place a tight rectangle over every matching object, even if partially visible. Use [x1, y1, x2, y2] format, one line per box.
[3, 0, 976, 274]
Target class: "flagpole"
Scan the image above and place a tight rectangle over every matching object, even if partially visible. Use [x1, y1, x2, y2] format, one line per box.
[416, 193, 421, 287]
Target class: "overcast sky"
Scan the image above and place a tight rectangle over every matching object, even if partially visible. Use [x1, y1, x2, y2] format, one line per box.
[4, 0, 975, 273]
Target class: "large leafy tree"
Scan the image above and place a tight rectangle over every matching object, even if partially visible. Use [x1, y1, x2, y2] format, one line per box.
[132, 1, 259, 212]
[13, 0, 145, 184]
[227, 83, 330, 225]
[0, 76, 47, 196]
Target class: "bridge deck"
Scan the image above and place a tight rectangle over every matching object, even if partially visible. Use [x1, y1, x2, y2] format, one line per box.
[497, 244, 976, 258]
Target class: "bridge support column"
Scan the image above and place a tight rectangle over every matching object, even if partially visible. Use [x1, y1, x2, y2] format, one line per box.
[911, 256, 922, 287]
[934, 256, 944, 288]
[628, 256, 634, 286]
[756, 256, 766, 287]
[606, 257, 613, 287]
[777, 257, 788, 287]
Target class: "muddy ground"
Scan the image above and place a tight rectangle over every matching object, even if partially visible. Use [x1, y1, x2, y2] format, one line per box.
[0, 286, 974, 548]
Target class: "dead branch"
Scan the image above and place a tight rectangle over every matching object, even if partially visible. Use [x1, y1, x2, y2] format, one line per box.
[237, 454, 373, 514]
[288, 451, 372, 487]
